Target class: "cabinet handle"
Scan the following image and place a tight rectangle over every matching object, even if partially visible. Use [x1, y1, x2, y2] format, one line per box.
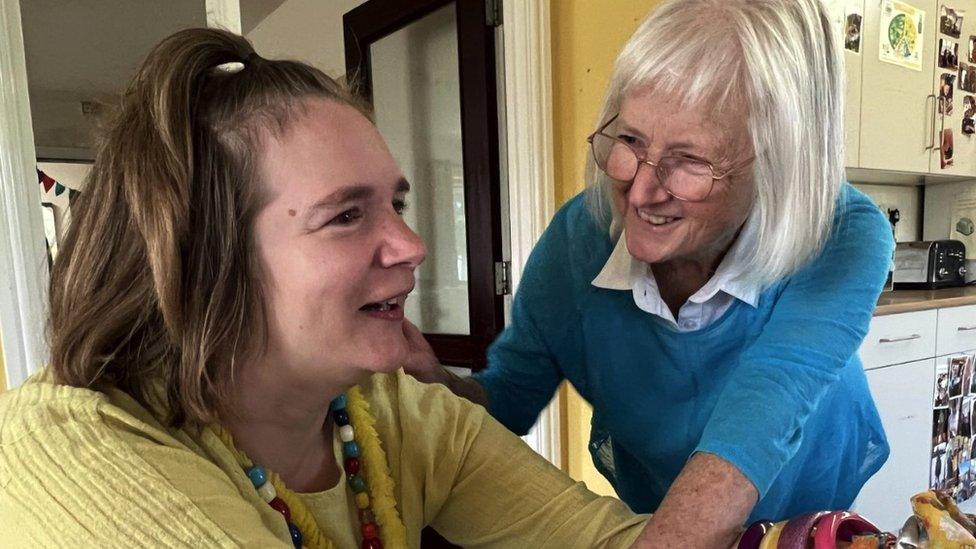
[927, 94, 937, 150]
[959, 326, 976, 332]
[879, 334, 922, 344]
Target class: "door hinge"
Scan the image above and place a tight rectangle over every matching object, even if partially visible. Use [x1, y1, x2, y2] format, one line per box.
[486, 0, 502, 27]
[494, 260, 511, 295]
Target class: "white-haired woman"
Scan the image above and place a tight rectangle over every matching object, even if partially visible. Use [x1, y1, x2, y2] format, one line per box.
[405, 0, 893, 546]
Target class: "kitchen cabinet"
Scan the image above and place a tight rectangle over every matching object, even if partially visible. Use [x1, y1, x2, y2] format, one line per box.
[858, 0, 940, 174]
[854, 304, 976, 530]
[832, 0, 976, 177]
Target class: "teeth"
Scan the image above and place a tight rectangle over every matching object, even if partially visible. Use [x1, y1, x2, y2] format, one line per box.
[638, 211, 677, 225]
[377, 302, 391, 311]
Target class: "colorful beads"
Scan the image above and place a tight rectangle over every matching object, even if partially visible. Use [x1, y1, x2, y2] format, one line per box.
[358, 509, 376, 524]
[257, 481, 277, 503]
[288, 522, 303, 548]
[330, 394, 347, 411]
[361, 522, 379, 540]
[348, 474, 367, 493]
[269, 497, 291, 521]
[343, 441, 361, 458]
[333, 409, 350, 426]
[246, 465, 267, 488]
[344, 457, 361, 475]
[339, 425, 355, 442]
[355, 492, 370, 510]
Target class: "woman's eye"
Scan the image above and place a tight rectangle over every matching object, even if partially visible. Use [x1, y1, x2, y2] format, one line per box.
[329, 208, 363, 226]
[393, 199, 408, 216]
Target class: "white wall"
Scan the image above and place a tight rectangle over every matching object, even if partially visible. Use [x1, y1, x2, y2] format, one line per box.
[924, 180, 976, 282]
[244, 0, 364, 78]
[853, 183, 922, 242]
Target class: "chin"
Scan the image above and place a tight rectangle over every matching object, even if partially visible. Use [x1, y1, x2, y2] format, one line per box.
[359, 336, 407, 375]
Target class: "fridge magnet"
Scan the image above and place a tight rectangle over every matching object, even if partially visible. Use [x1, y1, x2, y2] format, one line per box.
[964, 96, 976, 134]
[941, 38, 960, 69]
[880, 0, 925, 70]
[942, 128, 956, 168]
[938, 361, 951, 407]
[845, 5, 863, 53]
[940, 73, 956, 115]
[941, 5, 965, 38]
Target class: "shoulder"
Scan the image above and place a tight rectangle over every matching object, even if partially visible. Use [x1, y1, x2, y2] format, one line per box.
[833, 183, 891, 240]
[521, 189, 616, 299]
[358, 370, 487, 435]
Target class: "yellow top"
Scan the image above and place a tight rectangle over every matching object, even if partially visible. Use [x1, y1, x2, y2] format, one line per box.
[0, 369, 645, 548]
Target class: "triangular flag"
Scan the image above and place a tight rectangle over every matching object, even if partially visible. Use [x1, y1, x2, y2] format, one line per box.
[55, 183, 66, 196]
[38, 170, 56, 193]
[69, 189, 80, 204]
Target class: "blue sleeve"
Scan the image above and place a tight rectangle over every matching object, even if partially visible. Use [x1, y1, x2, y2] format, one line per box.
[694, 185, 894, 498]
[474, 227, 567, 436]
[473, 195, 606, 436]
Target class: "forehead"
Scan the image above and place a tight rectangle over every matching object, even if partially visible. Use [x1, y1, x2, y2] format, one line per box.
[257, 98, 400, 200]
[618, 87, 750, 153]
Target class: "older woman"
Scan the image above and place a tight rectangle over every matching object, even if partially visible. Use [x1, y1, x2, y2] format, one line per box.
[405, 0, 894, 546]
[0, 29, 650, 548]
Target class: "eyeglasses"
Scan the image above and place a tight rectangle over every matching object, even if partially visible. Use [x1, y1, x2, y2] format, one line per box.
[586, 114, 737, 202]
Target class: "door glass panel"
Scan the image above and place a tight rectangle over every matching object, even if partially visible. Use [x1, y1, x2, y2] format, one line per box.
[370, 5, 470, 335]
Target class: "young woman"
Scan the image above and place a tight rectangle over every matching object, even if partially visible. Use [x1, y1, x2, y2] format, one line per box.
[0, 29, 646, 548]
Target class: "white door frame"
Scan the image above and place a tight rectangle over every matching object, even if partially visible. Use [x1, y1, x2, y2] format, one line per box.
[0, 0, 49, 389]
[502, 1, 560, 468]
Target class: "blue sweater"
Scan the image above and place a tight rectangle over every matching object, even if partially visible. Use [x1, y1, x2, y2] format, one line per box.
[474, 184, 894, 522]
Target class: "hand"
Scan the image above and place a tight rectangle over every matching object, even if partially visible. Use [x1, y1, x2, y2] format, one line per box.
[401, 320, 445, 384]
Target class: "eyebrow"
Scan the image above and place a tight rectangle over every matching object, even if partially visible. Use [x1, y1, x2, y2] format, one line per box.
[303, 178, 411, 221]
[618, 120, 710, 155]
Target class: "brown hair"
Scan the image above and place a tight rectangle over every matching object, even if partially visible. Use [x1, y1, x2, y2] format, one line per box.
[49, 28, 368, 426]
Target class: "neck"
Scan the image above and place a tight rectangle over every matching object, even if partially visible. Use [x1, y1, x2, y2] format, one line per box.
[223, 352, 362, 492]
[651, 248, 729, 317]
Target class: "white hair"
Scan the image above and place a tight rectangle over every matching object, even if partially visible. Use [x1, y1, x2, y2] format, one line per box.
[587, 0, 845, 288]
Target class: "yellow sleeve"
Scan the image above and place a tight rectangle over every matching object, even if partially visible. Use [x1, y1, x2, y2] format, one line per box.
[0, 400, 289, 548]
[394, 372, 648, 548]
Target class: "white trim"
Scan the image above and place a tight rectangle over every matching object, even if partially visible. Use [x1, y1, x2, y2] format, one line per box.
[0, 0, 50, 388]
[205, 0, 242, 34]
[503, 1, 560, 468]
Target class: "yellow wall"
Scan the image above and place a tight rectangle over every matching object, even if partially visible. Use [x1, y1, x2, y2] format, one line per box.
[551, 0, 663, 497]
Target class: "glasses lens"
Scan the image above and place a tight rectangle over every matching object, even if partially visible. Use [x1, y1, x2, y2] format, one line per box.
[591, 134, 638, 182]
[658, 156, 714, 201]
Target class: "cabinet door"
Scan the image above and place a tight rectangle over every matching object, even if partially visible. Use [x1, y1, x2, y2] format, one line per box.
[929, 0, 976, 176]
[854, 358, 935, 533]
[825, 0, 866, 167]
[859, 0, 939, 173]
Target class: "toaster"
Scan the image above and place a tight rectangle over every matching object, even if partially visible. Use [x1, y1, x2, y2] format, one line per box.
[893, 240, 968, 290]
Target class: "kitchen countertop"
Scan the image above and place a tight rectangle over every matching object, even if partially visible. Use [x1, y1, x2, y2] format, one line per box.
[875, 286, 976, 316]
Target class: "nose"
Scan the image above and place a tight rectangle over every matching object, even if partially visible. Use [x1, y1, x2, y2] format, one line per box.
[377, 212, 426, 269]
[627, 162, 671, 207]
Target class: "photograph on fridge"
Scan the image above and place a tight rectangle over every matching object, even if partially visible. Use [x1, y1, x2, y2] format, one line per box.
[952, 355, 966, 397]
[845, 8, 862, 53]
[962, 63, 976, 92]
[941, 5, 964, 38]
[941, 72, 957, 115]
[943, 128, 956, 168]
[951, 397, 961, 437]
[933, 440, 949, 490]
[941, 37, 961, 69]
[964, 96, 976, 134]
[938, 362, 951, 407]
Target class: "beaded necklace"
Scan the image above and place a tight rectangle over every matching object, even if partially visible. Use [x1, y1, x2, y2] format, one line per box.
[213, 386, 408, 548]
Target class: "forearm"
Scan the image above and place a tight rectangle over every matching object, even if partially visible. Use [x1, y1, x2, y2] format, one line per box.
[632, 453, 757, 548]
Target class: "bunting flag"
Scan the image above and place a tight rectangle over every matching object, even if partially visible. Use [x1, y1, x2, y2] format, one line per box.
[54, 183, 66, 196]
[69, 188, 80, 204]
[37, 169, 56, 193]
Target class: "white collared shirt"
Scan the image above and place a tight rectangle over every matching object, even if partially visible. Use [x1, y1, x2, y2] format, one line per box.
[591, 220, 761, 332]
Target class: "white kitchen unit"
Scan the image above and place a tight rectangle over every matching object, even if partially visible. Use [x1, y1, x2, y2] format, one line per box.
[854, 303, 976, 532]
